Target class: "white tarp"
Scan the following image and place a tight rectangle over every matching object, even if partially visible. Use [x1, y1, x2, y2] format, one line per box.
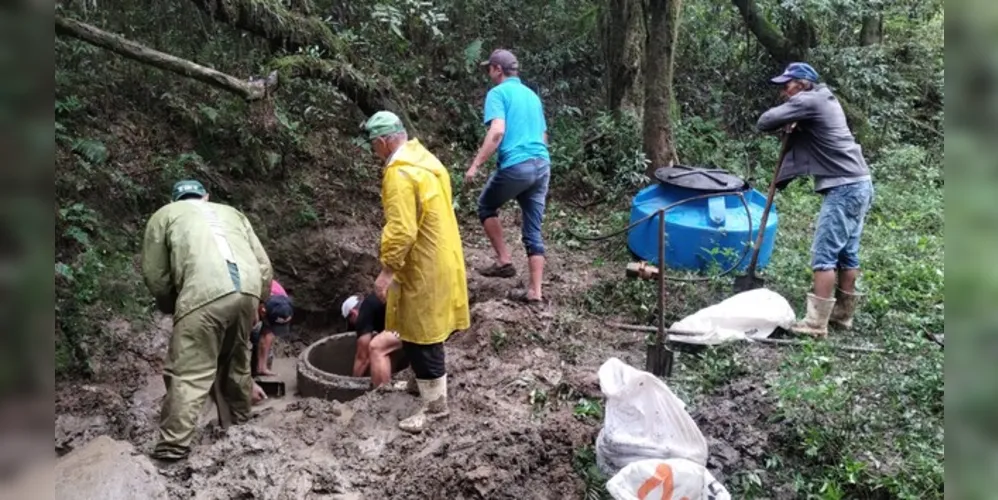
[667, 288, 796, 345]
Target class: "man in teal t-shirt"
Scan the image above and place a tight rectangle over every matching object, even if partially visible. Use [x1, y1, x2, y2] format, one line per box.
[465, 49, 551, 305]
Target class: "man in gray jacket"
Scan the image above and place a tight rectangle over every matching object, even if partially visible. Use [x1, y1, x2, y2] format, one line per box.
[757, 62, 874, 338]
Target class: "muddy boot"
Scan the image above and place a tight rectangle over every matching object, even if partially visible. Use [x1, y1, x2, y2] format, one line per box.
[830, 288, 861, 330]
[387, 368, 419, 395]
[398, 375, 449, 434]
[790, 293, 836, 339]
[403, 368, 419, 396]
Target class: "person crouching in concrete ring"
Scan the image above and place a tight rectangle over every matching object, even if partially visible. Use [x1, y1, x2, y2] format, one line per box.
[141, 179, 274, 460]
[361, 111, 471, 433]
[756, 62, 874, 338]
[342, 292, 417, 394]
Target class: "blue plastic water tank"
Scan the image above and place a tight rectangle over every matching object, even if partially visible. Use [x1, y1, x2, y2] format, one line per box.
[626, 183, 778, 273]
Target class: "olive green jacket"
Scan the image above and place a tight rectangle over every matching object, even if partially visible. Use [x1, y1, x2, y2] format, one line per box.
[141, 199, 273, 321]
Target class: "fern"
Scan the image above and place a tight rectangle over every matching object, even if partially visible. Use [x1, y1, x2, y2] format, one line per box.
[71, 138, 108, 165]
[463, 39, 483, 72]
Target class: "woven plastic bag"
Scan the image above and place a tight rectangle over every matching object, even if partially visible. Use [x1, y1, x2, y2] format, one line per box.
[595, 358, 708, 476]
[606, 458, 731, 500]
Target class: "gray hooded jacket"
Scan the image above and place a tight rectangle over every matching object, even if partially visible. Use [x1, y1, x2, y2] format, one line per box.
[756, 84, 871, 192]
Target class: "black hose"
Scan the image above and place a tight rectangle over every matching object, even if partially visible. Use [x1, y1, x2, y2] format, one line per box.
[566, 190, 756, 282]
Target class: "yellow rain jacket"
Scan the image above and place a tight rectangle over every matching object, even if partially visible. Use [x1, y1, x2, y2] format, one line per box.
[381, 139, 470, 344]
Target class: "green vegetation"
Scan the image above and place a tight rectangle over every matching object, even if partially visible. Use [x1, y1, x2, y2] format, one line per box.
[573, 445, 612, 500]
[565, 117, 943, 496]
[55, 0, 942, 496]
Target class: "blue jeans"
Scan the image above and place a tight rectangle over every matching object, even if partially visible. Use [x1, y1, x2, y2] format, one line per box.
[477, 158, 551, 256]
[811, 180, 874, 271]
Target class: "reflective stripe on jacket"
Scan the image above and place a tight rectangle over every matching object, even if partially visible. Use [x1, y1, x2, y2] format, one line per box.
[142, 199, 273, 320]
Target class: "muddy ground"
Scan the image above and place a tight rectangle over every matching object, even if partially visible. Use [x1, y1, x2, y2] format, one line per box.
[54, 215, 785, 499]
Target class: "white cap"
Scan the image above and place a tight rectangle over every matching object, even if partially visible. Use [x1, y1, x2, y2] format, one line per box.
[341, 295, 361, 319]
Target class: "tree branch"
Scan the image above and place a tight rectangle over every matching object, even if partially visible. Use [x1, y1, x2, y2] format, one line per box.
[55, 15, 277, 101]
[730, 0, 802, 64]
[271, 55, 415, 133]
[187, 0, 343, 56]
[187, 0, 414, 128]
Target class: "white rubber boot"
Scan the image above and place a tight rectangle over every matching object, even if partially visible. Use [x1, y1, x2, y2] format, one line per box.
[398, 375, 449, 434]
[790, 293, 836, 339]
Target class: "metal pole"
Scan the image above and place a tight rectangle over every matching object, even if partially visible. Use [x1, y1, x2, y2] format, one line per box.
[657, 208, 665, 353]
[644, 208, 674, 377]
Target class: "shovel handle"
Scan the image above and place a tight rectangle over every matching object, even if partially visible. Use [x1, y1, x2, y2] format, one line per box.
[745, 133, 792, 275]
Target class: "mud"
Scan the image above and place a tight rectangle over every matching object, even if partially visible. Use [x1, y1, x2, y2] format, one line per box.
[691, 345, 787, 492]
[270, 225, 382, 329]
[54, 219, 793, 499]
[56, 435, 169, 500]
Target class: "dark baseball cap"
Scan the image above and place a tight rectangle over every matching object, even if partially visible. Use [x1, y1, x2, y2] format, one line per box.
[770, 62, 820, 84]
[264, 294, 293, 337]
[172, 179, 207, 201]
[481, 49, 519, 71]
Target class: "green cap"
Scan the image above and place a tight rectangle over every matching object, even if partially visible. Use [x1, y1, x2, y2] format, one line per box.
[362, 111, 405, 140]
[172, 179, 207, 201]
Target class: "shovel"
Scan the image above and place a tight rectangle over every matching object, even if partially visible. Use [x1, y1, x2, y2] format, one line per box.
[733, 130, 792, 293]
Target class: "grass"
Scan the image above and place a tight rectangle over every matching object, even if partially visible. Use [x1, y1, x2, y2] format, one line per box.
[572, 445, 612, 500]
[547, 112, 944, 498]
[754, 146, 943, 499]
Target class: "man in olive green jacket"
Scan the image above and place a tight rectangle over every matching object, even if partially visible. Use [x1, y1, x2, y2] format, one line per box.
[142, 180, 273, 460]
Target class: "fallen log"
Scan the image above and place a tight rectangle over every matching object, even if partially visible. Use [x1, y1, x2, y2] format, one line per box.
[55, 16, 278, 101]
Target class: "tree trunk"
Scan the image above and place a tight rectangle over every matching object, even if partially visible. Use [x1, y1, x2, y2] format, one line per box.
[730, 0, 804, 64]
[642, 0, 683, 177]
[859, 14, 883, 46]
[55, 16, 277, 101]
[602, 0, 645, 115]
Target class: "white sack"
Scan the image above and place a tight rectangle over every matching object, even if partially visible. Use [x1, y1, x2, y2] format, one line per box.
[595, 358, 708, 476]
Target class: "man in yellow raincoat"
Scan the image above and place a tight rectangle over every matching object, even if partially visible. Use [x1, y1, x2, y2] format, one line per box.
[142, 179, 273, 460]
[363, 111, 471, 433]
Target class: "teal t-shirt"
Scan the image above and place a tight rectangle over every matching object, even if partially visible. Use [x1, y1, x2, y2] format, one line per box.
[483, 77, 550, 168]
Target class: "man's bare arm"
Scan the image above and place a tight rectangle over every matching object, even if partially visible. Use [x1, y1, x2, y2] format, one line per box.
[468, 119, 506, 173]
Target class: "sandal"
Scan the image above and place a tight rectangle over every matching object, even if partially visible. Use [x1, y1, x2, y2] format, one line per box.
[478, 262, 516, 278]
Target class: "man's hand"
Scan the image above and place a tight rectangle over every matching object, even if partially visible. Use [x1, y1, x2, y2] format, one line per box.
[464, 163, 480, 184]
[783, 122, 798, 134]
[252, 383, 267, 405]
[374, 267, 395, 302]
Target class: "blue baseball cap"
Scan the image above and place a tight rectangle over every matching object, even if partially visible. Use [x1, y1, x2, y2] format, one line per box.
[770, 62, 820, 84]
